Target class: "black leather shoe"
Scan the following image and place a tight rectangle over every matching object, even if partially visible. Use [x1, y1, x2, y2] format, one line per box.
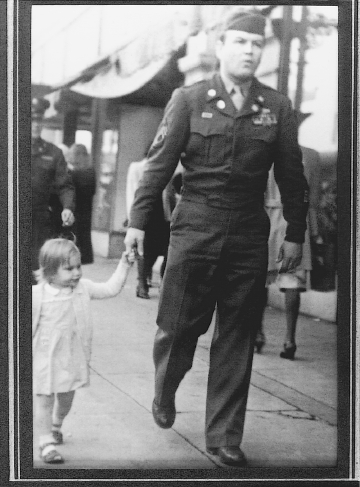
[254, 331, 266, 353]
[152, 399, 176, 429]
[207, 446, 247, 466]
[280, 342, 297, 360]
[136, 285, 150, 299]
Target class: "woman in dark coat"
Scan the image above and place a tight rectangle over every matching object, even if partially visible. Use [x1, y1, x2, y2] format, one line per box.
[67, 144, 96, 264]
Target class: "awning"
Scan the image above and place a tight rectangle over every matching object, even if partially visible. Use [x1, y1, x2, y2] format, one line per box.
[71, 57, 170, 99]
[60, 16, 195, 99]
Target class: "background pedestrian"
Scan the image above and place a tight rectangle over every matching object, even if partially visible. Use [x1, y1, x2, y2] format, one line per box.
[67, 144, 96, 264]
[126, 155, 171, 299]
[31, 97, 75, 282]
[49, 144, 72, 238]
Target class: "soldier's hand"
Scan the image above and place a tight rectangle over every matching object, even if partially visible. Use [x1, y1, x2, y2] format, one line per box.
[277, 241, 302, 273]
[124, 227, 145, 257]
[61, 209, 75, 226]
[122, 250, 136, 265]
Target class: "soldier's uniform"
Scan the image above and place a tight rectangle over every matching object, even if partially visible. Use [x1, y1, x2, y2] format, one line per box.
[31, 98, 75, 273]
[130, 73, 308, 449]
[265, 147, 315, 289]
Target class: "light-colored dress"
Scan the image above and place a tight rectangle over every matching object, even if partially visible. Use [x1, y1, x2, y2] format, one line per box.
[32, 259, 131, 395]
[265, 155, 312, 290]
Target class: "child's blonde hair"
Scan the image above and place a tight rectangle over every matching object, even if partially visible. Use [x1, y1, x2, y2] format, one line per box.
[34, 238, 81, 284]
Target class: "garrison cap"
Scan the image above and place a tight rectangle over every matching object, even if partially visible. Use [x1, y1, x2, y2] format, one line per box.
[223, 10, 266, 36]
[31, 97, 50, 119]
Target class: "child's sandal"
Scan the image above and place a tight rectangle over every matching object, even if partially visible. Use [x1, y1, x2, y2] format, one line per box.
[52, 430, 63, 445]
[39, 443, 64, 464]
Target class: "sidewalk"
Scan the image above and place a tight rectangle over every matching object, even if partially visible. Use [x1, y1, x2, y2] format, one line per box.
[33, 256, 337, 471]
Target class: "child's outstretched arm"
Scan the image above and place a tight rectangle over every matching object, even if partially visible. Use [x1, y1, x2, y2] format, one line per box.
[83, 251, 136, 299]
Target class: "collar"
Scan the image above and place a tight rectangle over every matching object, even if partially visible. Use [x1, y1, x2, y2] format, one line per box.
[44, 283, 73, 295]
[220, 72, 252, 98]
[205, 74, 267, 118]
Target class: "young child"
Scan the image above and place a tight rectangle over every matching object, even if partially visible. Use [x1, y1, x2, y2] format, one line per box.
[32, 238, 135, 464]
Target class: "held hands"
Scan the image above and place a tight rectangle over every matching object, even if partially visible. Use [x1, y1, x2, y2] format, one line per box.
[124, 227, 145, 257]
[277, 241, 302, 273]
[122, 249, 137, 265]
[61, 209, 75, 227]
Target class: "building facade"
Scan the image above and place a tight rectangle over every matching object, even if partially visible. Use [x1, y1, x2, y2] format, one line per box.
[31, 5, 338, 319]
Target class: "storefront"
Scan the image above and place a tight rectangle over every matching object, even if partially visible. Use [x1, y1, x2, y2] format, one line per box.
[34, 5, 338, 319]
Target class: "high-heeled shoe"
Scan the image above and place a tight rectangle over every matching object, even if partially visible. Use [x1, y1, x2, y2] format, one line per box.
[254, 331, 266, 353]
[136, 285, 150, 299]
[280, 342, 297, 360]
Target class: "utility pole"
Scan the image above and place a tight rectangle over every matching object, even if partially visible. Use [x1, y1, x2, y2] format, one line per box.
[294, 6, 309, 111]
[277, 5, 293, 96]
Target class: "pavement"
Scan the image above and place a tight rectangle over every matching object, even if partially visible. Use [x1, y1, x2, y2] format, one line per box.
[33, 256, 337, 472]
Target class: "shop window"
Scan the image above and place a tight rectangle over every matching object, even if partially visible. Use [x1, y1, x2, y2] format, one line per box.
[92, 129, 118, 231]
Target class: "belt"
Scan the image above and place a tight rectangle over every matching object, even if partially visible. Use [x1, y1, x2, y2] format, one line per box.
[181, 190, 262, 211]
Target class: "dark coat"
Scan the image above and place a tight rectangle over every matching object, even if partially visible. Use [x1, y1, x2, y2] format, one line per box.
[31, 137, 75, 271]
[130, 73, 310, 448]
[130, 73, 308, 244]
[32, 137, 75, 212]
[71, 167, 96, 264]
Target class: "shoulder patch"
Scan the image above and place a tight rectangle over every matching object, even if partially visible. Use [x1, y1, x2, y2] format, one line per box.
[151, 120, 168, 150]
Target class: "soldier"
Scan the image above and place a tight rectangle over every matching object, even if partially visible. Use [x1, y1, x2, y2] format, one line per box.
[31, 97, 75, 281]
[125, 9, 309, 466]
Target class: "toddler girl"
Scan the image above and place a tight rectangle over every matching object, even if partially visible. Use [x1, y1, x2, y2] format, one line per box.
[32, 238, 135, 464]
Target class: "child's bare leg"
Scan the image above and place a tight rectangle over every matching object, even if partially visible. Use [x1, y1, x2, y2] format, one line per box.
[52, 391, 75, 433]
[34, 394, 55, 446]
[34, 393, 64, 463]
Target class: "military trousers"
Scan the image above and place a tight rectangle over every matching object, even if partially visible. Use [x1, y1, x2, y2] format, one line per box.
[153, 197, 270, 448]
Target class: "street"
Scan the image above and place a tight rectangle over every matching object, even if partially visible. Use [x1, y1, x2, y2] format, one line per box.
[33, 256, 337, 471]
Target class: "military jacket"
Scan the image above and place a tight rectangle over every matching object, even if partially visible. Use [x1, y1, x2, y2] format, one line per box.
[31, 137, 75, 211]
[130, 74, 309, 243]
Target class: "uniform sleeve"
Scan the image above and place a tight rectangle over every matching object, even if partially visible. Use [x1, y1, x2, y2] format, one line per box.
[53, 147, 76, 212]
[273, 99, 309, 243]
[126, 161, 146, 219]
[82, 259, 132, 299]
[129, 88, 190, 230]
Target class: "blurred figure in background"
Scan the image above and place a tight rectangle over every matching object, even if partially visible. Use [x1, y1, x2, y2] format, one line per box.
[313, 178, 337, 291]
[49, 144, 72, 238]
[57, 143, 70, 161]
[255, 115, 321, 359]
[126, 153, 171, 299]
[67, 144, 96, 264]
[31, 97, 75, 283]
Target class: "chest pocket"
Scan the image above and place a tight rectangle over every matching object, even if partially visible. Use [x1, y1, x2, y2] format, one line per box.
[33, 154, 56, 185]
[186, 117, 229, 166]
[241, 117, 278, 145]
